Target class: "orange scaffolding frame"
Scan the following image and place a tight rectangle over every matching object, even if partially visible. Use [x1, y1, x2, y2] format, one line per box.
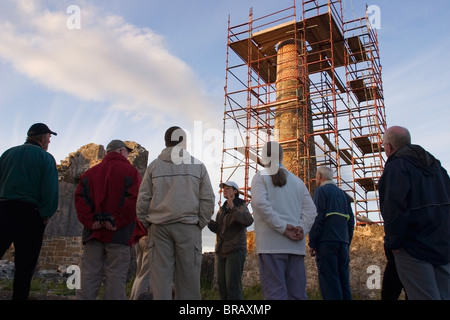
[220, 0, 386, 224]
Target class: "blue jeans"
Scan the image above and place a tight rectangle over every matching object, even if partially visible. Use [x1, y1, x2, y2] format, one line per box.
[315, 241, 352, 300]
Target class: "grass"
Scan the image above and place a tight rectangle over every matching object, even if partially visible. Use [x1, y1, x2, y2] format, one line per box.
[0, 277, 76, 298]
[200, 276, 322, 300]
[0, 277, 322, 300]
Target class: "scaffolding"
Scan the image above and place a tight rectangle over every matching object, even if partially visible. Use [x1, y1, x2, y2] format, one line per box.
[220, 0, 386, 224]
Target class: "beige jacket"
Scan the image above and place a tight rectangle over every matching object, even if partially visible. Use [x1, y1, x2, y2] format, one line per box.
[137, 146, 215, 229]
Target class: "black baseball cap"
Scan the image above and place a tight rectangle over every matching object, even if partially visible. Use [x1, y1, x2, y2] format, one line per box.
[27, 123, 57, 137]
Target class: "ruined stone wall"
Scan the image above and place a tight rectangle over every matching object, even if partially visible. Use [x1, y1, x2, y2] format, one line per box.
[39, 236, 83, 270]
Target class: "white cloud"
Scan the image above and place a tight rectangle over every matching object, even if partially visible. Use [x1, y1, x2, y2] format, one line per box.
[0, 0, 218, 126]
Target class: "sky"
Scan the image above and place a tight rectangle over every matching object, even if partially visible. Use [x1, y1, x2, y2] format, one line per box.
[1, 0, 449, 252]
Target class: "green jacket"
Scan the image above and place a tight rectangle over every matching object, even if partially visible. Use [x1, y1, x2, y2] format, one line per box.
[207, 197, 253, 259]
[0, 142, 59, 219]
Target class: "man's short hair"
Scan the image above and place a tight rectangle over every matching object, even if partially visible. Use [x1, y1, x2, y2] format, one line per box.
[164, 126, 186, 147]
[384, 126, 411, 150]
[317, 166, 334, 181]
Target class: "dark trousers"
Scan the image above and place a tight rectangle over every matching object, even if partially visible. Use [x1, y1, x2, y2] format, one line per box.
[381, 244, 407, 300]
[315, 241, 352, 300]
[0, 200, 45, 300]
[216, 249, 246, 300]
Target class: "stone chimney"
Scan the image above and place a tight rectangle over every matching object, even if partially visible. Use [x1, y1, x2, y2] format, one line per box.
[275, 39, 316, 190]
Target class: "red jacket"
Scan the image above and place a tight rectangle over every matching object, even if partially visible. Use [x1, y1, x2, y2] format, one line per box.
[75, 151, 144, 246]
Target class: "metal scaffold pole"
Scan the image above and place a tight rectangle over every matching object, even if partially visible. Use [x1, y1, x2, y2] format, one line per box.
[220, 0, 386, 224]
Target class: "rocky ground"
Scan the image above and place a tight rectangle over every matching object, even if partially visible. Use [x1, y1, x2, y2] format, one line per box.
[0, 290, 75, 300]
[0, 260, 77, 300]
[0, 254, 215, 301]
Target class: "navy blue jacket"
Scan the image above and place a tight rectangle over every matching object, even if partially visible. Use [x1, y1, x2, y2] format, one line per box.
[309, 181, 355, 248]
[379, 144, 450, 265]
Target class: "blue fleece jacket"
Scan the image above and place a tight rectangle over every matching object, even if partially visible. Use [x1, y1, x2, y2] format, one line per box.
[309, 181, 354, 248]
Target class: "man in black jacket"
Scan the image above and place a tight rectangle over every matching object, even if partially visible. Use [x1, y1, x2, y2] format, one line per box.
[379, 125, 450, 300]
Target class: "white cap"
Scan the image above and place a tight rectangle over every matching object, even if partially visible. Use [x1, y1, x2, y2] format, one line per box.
[219, 181, 239, 190]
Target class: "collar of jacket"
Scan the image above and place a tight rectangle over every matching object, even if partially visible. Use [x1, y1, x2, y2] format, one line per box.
[319, 180, 335, 187]
[158, 146, 192, 164]
[103, 151, 129, 162]
[24, 141, 43, 149]
[389, 144, 439, 168]
[221, 196, 244, 210]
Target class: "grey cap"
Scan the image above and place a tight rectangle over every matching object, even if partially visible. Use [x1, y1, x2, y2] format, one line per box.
[106, 140, 133, 153]
[219, 181, 239, 190]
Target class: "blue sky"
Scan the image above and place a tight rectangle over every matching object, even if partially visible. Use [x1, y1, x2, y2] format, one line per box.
[1, 0, 449, 252]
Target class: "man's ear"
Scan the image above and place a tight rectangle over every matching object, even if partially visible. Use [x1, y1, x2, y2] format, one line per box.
[38, 135, 46, 145]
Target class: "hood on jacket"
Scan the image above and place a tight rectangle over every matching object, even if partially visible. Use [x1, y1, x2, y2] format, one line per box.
[158, 146, 192, 164]
[391, 144, 441, 176]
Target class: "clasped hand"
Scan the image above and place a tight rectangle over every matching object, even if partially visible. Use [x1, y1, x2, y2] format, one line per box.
[283, 224, 304, 241]
[92, 220, 117, 231]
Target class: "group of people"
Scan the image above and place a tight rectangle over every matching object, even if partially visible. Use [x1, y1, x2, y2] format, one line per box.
[75, 126, 216, 300]
[204, 140, 353, 300]
[0, 124, 215, 300]
[0, 122, 449, 300]
[250, 141, 354, 300]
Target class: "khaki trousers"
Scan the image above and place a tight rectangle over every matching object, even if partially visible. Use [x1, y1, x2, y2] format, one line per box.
[76, 240, 131, 300]
[129, 235, 152, 300]
[149, 223, 202, 300]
